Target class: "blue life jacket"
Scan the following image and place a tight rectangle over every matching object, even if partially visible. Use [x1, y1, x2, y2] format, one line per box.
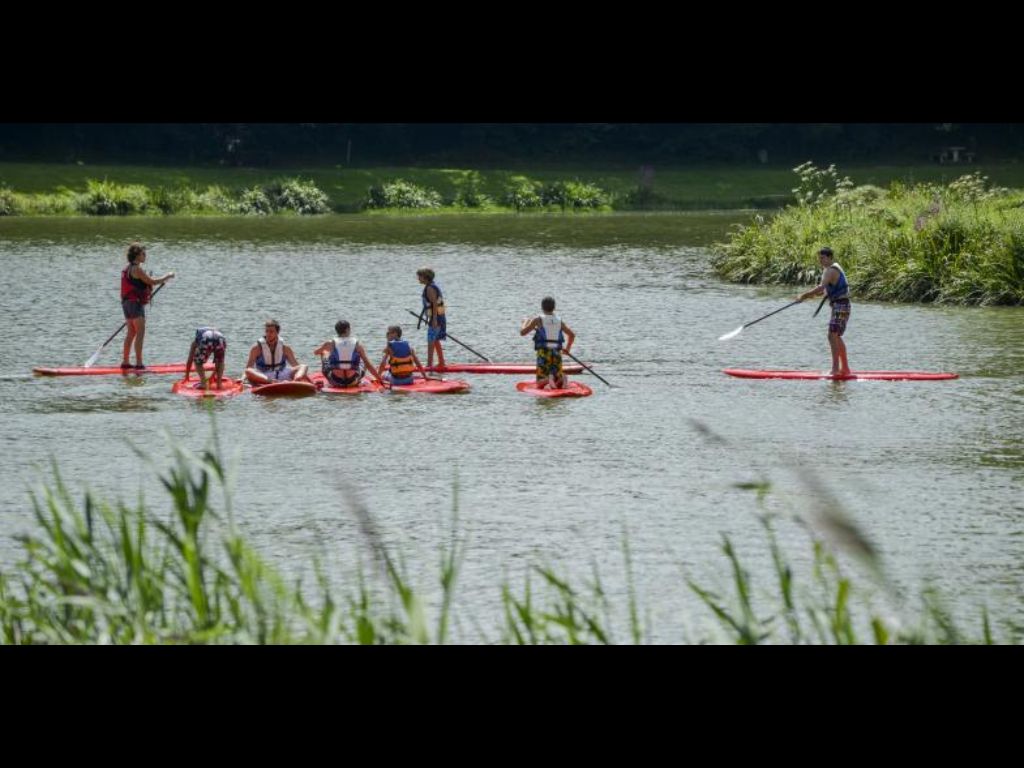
[533, 314, 564, 351]
[388, 339, 415, 378]
[826, 264, 850, 302]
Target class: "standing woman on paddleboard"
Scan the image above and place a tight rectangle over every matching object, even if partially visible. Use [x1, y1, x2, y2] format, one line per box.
[797, 246, 851, 377]
[120, 242, 175, 369]
[417, 268, 447, 369]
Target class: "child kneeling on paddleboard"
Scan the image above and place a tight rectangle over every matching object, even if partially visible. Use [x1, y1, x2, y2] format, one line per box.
[244, 319, 311, 385]
[379, 325, 429, 385]
[313, 320, 384, 388]
[520, 296, 576, 390]
[183, 326, 227, 390]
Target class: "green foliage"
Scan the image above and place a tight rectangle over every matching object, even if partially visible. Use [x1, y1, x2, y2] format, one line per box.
[364, 179, 442, 209]
[713, 162, 1024, 305]
[451, 171, 492, 208]
[502, 175, 543, 211]
[234, 186, 275, 216]
[78, 179, 150, 215]
[540, 179, 609, 210]
[266, 177, 331, 214]
[0, 185, 19, 215]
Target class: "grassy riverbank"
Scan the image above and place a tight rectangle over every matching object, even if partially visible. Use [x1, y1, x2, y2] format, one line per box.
[5, 161, 1024, 214]
[712, 164, 1024, 305]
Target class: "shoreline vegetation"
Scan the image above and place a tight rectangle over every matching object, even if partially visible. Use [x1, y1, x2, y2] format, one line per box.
[712, 163, 1024, 306]
[0, 422, 1014, 645]
[4, 161, 1024, 216]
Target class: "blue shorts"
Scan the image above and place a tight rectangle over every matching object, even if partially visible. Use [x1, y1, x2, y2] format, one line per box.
[427, 315, 447, 343]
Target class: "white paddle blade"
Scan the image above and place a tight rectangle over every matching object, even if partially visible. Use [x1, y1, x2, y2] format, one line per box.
[83, 346, 104, 368]
[718, 326, 744, 341]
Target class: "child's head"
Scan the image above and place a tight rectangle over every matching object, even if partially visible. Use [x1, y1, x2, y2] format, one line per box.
[417, 268, 435, 284]
[126, 242, 146, 263]
[387, 325, 403, 340]
[335, 320, 351, 336]
[541, 296, 556, 313]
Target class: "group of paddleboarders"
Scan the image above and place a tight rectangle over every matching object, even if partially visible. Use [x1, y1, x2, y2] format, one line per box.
[120, 239, 854, 386]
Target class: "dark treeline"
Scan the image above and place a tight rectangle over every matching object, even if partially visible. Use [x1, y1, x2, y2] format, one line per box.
[2, 124, 1023, 166]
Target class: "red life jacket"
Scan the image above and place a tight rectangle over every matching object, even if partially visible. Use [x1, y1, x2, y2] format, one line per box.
[121, 265, 151, 304]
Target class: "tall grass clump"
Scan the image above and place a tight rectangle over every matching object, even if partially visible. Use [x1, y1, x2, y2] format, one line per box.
[712, 164, 1024, 305]
[78, 179, 151, 215]
[503, 175, 543, 211]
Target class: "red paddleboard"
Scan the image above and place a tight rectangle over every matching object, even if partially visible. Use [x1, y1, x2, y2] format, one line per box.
[428, 362, 585, 375]
[310, 373, 382, 394]
[723, 369, 959, 381]
[249, 380, 319, 397]
[387, 377, 470, 394]
[33, 362, 214, 377]
[171, 378, 244, 398]
[516, 380, 593, 398]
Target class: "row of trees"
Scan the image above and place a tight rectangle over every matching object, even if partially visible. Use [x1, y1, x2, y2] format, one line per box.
[2, 124, 1023, 166]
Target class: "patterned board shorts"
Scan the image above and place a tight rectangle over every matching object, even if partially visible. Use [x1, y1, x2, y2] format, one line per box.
[535, 348, 564, 381]
[194, 336, 226, 364]
[829, 299, 851, 337]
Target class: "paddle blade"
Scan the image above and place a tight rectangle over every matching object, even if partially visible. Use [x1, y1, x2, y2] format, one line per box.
[83, 346, 104, 368]
[718, 326, 744, 341]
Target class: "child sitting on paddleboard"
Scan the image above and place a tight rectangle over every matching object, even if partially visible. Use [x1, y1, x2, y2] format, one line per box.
[312, 320, 384, 388]
[378, 325, 429, 385]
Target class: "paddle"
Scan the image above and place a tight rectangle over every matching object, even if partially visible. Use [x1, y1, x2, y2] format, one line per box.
[718, 298, 804, 341]
[84, 283, 166, 367]
[404, 309, 491, 362]
[563, 349, 613, 388]
[813, 295, 829, 318]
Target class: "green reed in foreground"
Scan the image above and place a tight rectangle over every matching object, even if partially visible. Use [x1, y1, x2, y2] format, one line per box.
[0, 424, 1016, 644]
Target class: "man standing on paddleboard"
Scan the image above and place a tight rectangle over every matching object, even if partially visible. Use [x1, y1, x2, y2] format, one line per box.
[797, 246, 851, 377]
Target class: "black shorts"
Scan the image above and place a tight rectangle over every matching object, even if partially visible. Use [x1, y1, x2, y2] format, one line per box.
[122, 300, 145, 319]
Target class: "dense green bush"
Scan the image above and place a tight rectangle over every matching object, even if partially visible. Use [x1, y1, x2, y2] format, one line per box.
[541, 180, 609, 210]
[502, 175, 543, 211]
[267, 177, 331, 214]
[451, 171, 491, 208]
[78, 179, 150, 215]
[364, 179, 442, 209]
[0, 186, 19, 215]
[235, 186, 275, 216]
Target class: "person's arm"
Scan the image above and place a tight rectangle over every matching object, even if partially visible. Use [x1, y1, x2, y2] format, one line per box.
[427, 286, 440, 328]
[411, 349, 429, 379]
[132, 264, 175, 287]
[561, 323, 576, 355]
[244, 344, 258, 370]
[798, 269, 834, 302]
[284, 345, 301, 367]
[378, 349, 390, 376]
[358, 344, 384, 384]
[183, 341, 197, 379]
[312, 341, 333, 358]
[520, 316, 540, 336]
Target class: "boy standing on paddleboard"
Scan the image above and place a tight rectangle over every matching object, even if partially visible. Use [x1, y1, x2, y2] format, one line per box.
[797, 246, 851, 377]
[417, 268, 447, 369]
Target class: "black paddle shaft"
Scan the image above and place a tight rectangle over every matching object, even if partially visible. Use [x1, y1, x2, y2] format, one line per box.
[403, 309, 491, 362]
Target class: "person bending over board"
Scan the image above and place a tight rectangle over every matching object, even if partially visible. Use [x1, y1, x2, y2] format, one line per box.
[183, 326, 227, 390]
